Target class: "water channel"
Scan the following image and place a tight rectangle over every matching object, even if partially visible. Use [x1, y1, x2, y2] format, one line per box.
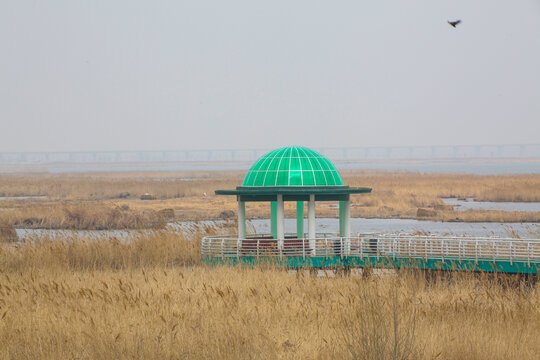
[15, 218, 540, 240]
[442, 198, 540, 212]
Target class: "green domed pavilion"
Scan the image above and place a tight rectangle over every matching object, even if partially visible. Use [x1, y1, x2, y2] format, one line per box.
[216, 146, 371, 249]
[204, 146, 540, 273]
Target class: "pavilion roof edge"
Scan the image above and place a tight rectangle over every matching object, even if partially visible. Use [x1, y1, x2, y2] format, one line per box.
[215, 186, 372, 196]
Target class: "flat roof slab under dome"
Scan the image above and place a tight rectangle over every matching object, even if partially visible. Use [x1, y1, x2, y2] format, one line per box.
[215, 186, 371, 202]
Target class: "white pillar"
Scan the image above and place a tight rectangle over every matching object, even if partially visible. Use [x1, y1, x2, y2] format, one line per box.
[238, 200, 246, 239]
[308, 194, 316, 255]
[344, 199, 351, 255]
[276, 195, 284, 250]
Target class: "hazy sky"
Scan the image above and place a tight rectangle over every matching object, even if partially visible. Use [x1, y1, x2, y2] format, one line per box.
[1, 1, 539, 152]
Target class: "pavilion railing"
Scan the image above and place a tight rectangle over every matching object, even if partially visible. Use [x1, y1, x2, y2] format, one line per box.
[201, 233, 540, 265]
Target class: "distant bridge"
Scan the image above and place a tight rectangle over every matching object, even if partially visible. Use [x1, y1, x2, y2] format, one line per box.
[1, 143, 540, 164]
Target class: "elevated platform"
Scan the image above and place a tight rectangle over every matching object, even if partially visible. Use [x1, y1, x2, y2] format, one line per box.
[201, 234, 540, 274]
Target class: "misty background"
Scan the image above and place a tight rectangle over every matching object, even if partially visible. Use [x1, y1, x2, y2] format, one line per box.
[1, 1, 539, 153]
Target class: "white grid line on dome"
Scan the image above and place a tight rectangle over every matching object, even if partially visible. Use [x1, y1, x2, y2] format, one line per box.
[244, 148, 276, 186]
[247, 148, 276, 185]
[242, 147, 344, 186]
[274, 147, 288, 186]
[287, 147, 291, 186]
[310, 149, 333, 185]
[324, 157, 339, 185]
[302, 148, 317, 185]
[311, 152, 330, 185]
[298, 146, 317, 186]
[295, 147, 304, 186]
[245, 169, 340, 173]
[243, 171, 340, 186]
[260, 147, 283, 187]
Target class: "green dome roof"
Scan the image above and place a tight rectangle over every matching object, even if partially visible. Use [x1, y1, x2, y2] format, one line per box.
[242, 146, 344, 187]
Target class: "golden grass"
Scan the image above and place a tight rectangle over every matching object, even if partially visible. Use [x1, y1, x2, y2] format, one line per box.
[1, 171, 540, 226]
[2, 170, 540, 202]
[0, 230, 539, 359]
[0, 171, 244, 200]
[343, 171, 540, 221]
[0, 222, 239, 269]
[0, 202, 167, 230]
[0, 220, 18, 243]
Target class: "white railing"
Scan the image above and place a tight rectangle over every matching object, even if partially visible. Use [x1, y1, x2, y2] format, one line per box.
[353, 234, 540, 265]
[201, 233, 540, 265]
[201, 233, 345, 259]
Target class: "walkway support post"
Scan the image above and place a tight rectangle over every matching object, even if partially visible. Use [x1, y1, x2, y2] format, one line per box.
[276, 195, 284, 251]
[238, 200, 246, 239]
[296, 201, 304, 238]
[271, 201, 277, 239]
[308, 194, 316, 255]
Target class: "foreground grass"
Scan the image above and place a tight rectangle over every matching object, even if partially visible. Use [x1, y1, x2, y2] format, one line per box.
[0, 231, 538, 359]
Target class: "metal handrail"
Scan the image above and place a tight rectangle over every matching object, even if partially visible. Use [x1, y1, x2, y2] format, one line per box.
[201, 233, 540, 264]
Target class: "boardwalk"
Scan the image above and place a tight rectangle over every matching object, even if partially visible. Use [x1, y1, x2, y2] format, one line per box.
[202, 233, 540, 274]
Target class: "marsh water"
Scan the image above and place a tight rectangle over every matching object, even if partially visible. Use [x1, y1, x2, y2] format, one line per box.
[16, 218, 540, 240]
[251, 218, 539, 238]
[442, 198, 540, 212]
[0, 196, 47, 200]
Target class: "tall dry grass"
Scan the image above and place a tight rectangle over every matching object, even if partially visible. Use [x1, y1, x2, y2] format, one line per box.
[1, 171, 540, 225]
[0, 221, 238, 270]
[0, 230, 539, 359]
[0, 202, 167, 230]
[0, 171, 243, 200]
[0, 220, 18, 243]
[2, 170, 539, 203]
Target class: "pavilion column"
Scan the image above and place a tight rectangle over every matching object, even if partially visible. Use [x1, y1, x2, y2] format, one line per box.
[339, 198, 351, 256]
[238, 199, 246, 239]
[271, 201, 277, 239]
[296, 201, 304, 238]
[276, 195, 284, 250]
[308, 194, 316, 255]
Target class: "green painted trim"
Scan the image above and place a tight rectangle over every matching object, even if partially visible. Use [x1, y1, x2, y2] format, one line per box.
[271, 201, 277, 239]
[238, 194, 353, 202]
[221, 187, 365, 202]
[296, 201, 304, 238]
[217, 186, 371, 198]
[202, 255, 539, 274]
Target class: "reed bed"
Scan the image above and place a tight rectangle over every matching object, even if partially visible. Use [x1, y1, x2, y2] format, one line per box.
[0, 230, 539, 359]
[1, 171, 540, 226]
[1, 171, 539, 203]
[0, 171, 243, 200]
[0, 222, 239, 270]
[0, 202, 167, 230]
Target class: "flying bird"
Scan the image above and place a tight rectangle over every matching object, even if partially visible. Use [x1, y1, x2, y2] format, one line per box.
[448, 20, 462, 28]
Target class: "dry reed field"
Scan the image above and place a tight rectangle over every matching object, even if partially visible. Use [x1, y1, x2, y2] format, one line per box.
[1, 171, 540, 229]
[0, 230, 539, 359]
[0, 202, 168, 230]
